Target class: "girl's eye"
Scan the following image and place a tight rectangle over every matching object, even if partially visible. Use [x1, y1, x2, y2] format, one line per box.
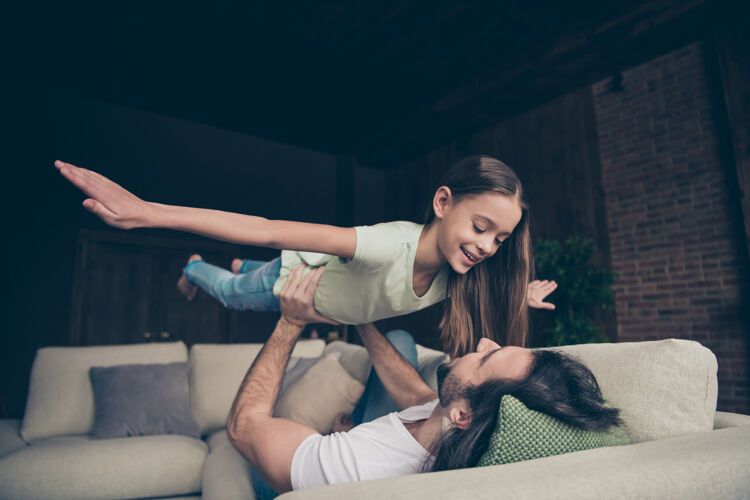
[473, 224, 485, 233]
[495, 239, 502, 246]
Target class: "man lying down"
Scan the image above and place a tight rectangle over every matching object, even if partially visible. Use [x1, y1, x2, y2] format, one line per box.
[227, 265, 620, 495]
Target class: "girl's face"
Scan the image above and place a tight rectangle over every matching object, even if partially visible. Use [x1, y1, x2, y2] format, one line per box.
[434, 189, 522, 274]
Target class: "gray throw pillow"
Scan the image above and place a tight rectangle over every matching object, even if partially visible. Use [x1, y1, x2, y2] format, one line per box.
[89, 362, 200, 439]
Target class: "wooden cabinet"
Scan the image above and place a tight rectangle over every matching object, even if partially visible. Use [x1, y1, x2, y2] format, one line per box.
[69, 229, 281, 346]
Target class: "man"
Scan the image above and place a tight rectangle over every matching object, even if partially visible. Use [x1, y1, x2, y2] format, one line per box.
[227, 265, 620, 494]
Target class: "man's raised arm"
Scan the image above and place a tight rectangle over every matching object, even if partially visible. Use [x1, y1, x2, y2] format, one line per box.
[355, 323, 438, 410]
[226, 265, 325, 494]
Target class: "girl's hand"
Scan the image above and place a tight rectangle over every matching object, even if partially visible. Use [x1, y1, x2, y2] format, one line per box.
[55, 160, 155, 229]
[528, 280, 557, 310]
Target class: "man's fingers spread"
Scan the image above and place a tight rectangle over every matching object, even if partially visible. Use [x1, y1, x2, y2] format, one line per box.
[288, 264, 305, 282]
[284, 265, 307, 295]
[303, 266, 325, 293]
[279, 266, 299, 296]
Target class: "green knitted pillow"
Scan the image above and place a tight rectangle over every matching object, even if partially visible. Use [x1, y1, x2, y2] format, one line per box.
[478, 395, 629, 466]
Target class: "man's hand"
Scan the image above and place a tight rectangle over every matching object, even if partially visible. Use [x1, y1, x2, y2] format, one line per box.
[278, 264, 338, 326]
[55, 160, 155, 229]
[528, 279, 558, 310]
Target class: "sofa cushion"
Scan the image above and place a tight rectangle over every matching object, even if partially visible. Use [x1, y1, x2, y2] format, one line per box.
[21, 342, 188, 442]
[324, 341, 372, 383]
[713, 411, 750, 430]
[90, 362, 200, 439]
[279, 355, 325, 396]
[552, 339, 718, 443]
[189, 340, 325, 435]
[324, 340, 450, 389]
[0, 420, 27, 460]
[0, 434, 206, 500]
[201, 436, 255, 500]
[205, 429, 232, 452]
[275, 354, 365, 434]
[415, 345, 450, 392]
[277, 425, 750, 500]
[478, 395, 629, 466]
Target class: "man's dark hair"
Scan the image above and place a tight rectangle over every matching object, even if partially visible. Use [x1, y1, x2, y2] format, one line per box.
[428, 349, 621, 472]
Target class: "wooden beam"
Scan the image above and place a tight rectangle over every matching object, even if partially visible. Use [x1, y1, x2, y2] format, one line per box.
[355, 0, 714, 167]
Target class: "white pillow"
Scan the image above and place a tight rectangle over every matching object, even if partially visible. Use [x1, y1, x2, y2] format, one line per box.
[323, 340, 449, 389]
[551, 338, 718, 443]
[323, 341, 372, 383]
[189, 340, 325, 435]
[275, 354, 365, 434]
[21, 342, 188, 442]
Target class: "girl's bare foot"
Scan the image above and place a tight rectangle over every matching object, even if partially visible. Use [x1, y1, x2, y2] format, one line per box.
[177, 254, 202, 301]
[331, 412, 354, 433]
[231, 258, 244, 274]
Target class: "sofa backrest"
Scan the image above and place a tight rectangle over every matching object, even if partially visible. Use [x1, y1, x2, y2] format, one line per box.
[189, 340, 325, 435]
[19, 337, 716, 445]
[551, 339, 718, 443]
[21, 341, 188, 442]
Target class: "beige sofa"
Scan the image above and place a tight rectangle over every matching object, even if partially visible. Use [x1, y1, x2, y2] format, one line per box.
[1, 338, 749, 500]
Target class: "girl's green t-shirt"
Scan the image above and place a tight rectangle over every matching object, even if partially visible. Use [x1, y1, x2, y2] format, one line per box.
[273, 221, 449, 324]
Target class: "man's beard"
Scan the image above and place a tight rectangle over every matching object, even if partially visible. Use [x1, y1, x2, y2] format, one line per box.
[436, 363, 466, 407]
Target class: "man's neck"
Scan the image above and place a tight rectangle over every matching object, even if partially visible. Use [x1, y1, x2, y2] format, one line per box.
[401, 404, 447, 454]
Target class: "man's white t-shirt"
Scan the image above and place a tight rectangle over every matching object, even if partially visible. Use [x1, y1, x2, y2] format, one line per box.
[290, 399, 439, 489]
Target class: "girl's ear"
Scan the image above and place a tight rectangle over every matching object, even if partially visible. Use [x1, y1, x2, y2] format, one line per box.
[448, 402, 472, 430]
[433, 186, 453, 220]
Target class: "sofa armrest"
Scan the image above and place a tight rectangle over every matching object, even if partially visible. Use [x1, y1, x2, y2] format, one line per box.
[713, 411, 750, 429]
[202, 441, 256, 500]
[0, 419, 27, 459]
[278, 426, 750, 500]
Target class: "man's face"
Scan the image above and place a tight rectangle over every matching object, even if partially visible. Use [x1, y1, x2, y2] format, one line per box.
[437, 338, 533, 406]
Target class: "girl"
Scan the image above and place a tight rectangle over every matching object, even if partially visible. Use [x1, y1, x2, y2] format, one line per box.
[55, 155, 556, 356]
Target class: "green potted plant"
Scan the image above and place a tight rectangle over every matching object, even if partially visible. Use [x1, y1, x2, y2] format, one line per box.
[533, 236, 617, 346]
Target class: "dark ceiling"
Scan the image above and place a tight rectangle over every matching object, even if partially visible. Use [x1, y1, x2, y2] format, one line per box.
[29, 0, 721, 167]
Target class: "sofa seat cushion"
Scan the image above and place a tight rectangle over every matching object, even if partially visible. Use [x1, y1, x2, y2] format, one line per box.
[205, 429, 231, 452]
[277, 425, 750, 500]
[0, 420, 27, 460]
[0, 434, 207, 500]
[202, 437, 256, 500]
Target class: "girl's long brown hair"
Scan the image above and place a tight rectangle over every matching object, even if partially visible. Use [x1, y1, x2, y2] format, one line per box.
[425, 156, 533, 357]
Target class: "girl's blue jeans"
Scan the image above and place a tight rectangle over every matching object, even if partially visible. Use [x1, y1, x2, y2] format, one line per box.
[183, 257, 281, 311]
[251, 329, 419, 499]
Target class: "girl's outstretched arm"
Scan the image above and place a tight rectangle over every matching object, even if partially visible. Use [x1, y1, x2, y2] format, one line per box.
[55, 160, 357, 259]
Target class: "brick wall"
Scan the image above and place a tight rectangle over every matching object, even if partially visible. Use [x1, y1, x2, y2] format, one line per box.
[593, 43, 749, 413]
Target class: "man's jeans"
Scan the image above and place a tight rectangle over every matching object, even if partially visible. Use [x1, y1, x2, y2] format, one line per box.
[251, 330, 420, 499]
